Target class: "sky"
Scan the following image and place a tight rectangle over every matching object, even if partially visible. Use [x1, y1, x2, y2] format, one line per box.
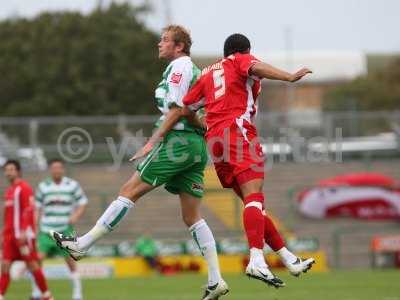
[1, 0, 399, 55]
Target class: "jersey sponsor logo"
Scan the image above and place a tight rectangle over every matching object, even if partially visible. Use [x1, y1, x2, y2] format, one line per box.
[191, 183, 204, 192]
[47, 201, 70, 207]
[170, 72, 183, 84]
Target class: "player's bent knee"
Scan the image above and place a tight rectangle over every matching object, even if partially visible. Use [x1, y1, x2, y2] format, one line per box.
[182, 213, 201, 227]
[182, 215, 194, 227]
[119, 175, 154, 202]
[119, 182, 140, 202]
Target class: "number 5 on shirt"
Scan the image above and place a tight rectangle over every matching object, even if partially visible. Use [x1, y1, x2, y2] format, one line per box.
[213, 69, 225, 99]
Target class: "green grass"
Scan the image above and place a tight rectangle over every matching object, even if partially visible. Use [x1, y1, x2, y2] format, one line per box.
[5, 270, 400, 300]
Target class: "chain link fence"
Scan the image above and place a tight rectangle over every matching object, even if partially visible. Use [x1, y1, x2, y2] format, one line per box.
[0, 111, 399, 168]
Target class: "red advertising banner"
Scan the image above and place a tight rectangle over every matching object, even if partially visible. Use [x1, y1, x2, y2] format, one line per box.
[297, 173, 400, 220]
[371, 235, 400, 252]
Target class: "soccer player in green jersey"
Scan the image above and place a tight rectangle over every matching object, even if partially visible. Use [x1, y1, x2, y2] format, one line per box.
[53, 25, 228, 300]
[32, 159, 87, 300]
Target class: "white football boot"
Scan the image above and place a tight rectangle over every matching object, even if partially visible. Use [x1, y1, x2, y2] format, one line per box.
[285, 257, 315, 277]
[201, 279, 229, 300]
[50, 230, 86, 261]
[245, 262, 285, 288]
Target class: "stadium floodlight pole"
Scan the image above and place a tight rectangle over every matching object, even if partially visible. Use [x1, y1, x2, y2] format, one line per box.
[96, 0, 104, 10]
[284, 25, 295, 128]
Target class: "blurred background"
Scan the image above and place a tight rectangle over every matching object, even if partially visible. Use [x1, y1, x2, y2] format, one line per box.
[0, 0, 399, 298]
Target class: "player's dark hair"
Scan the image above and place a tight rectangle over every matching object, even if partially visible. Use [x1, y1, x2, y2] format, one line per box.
[3, 159, 21, 172]
[48, 158, 65, 166]
[224, 33, 251, 57]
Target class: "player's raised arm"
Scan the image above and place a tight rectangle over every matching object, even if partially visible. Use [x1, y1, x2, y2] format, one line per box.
[182, 75, 206, 115]
[250, 62, 312, 82]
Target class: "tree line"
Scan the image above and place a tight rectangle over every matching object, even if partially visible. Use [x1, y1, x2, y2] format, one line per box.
[324, 57, 400, 111]
[0, 3, 165, 116]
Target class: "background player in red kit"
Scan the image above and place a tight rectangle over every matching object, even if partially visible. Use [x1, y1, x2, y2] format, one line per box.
[180, 34, 316, 288]
[0, 160, 53, 300]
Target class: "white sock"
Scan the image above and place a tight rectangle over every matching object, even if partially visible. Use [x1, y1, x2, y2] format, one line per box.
[189, 219, 221, 286]
[70, 271, 82, 299]
[249, 247, 268, 267]
[277, 247, 298, 264]
[30, 274, 41, 298]
[77, 196, 134, 251]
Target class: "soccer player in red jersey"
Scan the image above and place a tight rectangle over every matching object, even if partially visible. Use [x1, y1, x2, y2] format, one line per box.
[182, 34, 316, 287]
[140, 33, 315, 288]
[0, 160, 53, 300]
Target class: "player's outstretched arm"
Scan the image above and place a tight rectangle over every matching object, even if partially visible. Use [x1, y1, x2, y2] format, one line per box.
[250, 62, 312, 82]
[129, 106, 183, 161]
[130, 105, 203, 161]
[185, 111, 206, 130]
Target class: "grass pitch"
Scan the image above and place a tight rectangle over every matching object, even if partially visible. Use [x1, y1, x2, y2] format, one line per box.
[5, 270, 399, 300]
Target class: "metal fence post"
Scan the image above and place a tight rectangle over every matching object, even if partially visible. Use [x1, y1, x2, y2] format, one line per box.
[332, 229, 342, 269]
[118, 115, 127, 136]
[324, 113, 333, 160]
[29, 118, 38, 149]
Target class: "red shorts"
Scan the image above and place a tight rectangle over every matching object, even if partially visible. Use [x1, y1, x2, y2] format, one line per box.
[206, 121, 265, 189]
[2, 235, 39, 262]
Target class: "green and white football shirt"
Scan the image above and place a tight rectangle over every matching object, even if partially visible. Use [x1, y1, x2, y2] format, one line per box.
[155, 55, 202, 132]
[35, 177, 88, 233]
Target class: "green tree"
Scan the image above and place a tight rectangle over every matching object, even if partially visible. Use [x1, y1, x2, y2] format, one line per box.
[324, 58, 400, 111]
[0, 3, 165, 116]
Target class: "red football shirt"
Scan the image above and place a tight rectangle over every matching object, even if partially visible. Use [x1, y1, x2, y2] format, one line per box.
[183, 53, 261, 134]
[3, 179, 36, 238]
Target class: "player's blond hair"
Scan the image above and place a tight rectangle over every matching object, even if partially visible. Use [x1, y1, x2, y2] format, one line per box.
[163, 25, 192, 55]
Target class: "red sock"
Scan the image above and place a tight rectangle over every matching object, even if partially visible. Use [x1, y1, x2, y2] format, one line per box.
[0, 272, 10, 295]
[264, 213, 286, 251]
[32, 269, 49, 293]
[243, 193, 265, 249]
